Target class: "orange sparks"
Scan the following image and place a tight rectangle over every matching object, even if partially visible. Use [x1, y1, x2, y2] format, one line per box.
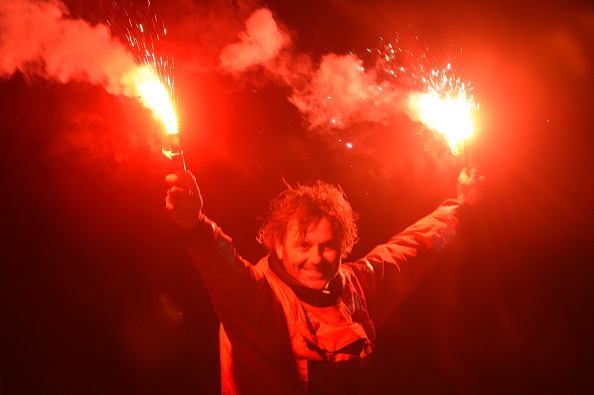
[374, 38, 479, 155]
[114, 2, 177, 135]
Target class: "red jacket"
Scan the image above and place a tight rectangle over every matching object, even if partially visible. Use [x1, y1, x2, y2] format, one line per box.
[186, 199, 470, 394]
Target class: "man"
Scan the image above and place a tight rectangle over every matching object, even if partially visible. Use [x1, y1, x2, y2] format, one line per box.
[165, 168, 483, 394]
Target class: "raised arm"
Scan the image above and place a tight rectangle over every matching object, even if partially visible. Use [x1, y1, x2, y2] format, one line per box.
[165, 170, 262, 305]
[351, 167, 484, 327]
[165, 172, 286, 343]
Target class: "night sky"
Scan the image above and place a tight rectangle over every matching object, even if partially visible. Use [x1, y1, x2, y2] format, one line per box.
[1, 0, 594, 394]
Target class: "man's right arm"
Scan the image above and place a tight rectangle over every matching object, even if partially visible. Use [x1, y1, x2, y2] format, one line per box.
[165, 172, 267, 322]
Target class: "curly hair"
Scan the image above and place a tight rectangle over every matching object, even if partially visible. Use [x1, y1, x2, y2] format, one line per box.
[257, 180, 359, 258]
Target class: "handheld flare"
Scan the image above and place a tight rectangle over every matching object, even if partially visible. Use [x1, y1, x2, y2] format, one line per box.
[167, 131, 187, 176]
[164, 132, 191, 190]
[134, 66, 189, 185]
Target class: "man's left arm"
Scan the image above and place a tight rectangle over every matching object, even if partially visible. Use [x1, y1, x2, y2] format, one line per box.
[351, 167, 484, 327]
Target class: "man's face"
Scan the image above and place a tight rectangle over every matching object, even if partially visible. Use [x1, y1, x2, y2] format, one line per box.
[275, 217, 342, 290]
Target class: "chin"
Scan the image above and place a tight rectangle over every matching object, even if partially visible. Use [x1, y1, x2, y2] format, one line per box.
[300, 279, 328, 291]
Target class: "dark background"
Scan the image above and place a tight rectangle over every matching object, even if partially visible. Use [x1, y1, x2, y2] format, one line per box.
[1, 0, 594, 394]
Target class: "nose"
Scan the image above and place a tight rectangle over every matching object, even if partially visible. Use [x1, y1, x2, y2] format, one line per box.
[307, 246, 323, 265]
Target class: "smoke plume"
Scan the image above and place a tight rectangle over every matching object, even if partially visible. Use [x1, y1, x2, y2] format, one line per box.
[288, 53, 410, 129]
[0, 0, 140, 97]
[218, 7, 418, 132]
[0, 0, 464, 162]
[219, 8, 289, 73]
[0, 1, 438, 134]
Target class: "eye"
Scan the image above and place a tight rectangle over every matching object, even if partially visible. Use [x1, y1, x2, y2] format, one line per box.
[322, 242, 339, 252]
[299, 242, 310, 249]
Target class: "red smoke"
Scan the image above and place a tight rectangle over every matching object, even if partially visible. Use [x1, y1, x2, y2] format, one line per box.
[288, 53, 408, 129]
[0, 1, 467, 156]
[218, 7, 447, 134]
[0, 0, 140, 97]
[219, 8, 289, 73]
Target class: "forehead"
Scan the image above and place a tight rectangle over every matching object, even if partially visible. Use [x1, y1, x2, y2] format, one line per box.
[285, 217, 335, 240]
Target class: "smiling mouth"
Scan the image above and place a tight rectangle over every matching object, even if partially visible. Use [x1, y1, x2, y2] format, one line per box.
[303, 268, 325, 277]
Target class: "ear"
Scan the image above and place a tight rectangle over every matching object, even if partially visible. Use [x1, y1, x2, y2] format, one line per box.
[275, 242, 284, 259]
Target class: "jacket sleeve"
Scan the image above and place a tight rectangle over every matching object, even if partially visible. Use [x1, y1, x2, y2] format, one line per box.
[350, 199, 472, 329]
[182, 217, 286, 346]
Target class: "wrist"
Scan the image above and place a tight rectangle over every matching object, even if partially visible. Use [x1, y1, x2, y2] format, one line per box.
[184, 214, 218, 248]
